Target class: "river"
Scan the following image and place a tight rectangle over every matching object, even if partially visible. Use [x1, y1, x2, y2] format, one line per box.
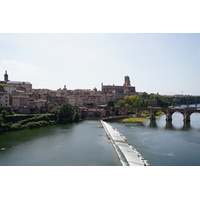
[111, 105, 200, 166]
[1, 105, 200, 166]
[0, 120, 121, 166]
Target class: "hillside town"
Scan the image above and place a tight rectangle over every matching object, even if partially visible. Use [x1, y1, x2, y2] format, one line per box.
[0, 71, 158, 117]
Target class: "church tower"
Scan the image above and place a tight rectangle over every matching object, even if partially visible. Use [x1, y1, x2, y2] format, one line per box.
[4, 71, 9, 82]
[124, 76, 131, 87]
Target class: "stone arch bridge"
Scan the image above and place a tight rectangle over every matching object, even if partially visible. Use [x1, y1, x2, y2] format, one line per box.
[103, 106, 200, 122]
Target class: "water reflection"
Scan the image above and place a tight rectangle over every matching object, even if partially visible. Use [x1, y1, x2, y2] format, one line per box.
[113, 107, 200, 166]
[149, 120, 157, 128]
[142, 118, 197, 131]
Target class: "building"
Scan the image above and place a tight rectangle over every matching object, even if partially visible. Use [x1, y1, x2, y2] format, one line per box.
[0, 92, 10, 108]
[6, 81, 32, 92]
[2, 71, 32, 93]
[147, 99, 158, 107]
[101, 76, 136, 94]
[11, 95, 30, 108]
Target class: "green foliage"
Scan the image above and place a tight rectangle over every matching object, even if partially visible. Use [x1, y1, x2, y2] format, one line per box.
[10, 123, 22, 131]
[116, 95, 147, 108]
[107, 100, 115, 107]
[142, 110, 150, 114]
[142, 92, 173, 108]
[142, 92, 150, 98]
[127, 110, 135, 114]
[0, 117, 3, 125]
[156, 110, 163, 116]
[0, 84, 8, 87]
[50, 108, 59, 115]
[141, 110, 150, 118]
[57, 103, 80, 124]
[153, 95, 170, 108]
[19, 115, 50, 126]
[4, 114, 55, 123]
[25, 121, 49, 129]
[0, 106, 79, 133]
[72, 110, 80, 122]
[115, 100, 125, 107]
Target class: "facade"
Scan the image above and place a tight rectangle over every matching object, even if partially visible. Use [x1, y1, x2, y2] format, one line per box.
[2, 71, 32, 94]
[6, 81, 32, 93]
[11, 95, 30, 108]
[147, 99, 158, 107]
[0, 92, 10, 108]
[101, 76, 136, 94]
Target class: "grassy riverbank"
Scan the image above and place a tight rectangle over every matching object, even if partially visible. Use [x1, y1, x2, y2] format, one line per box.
[121, 117, 148, 123]
[0, 103, 81, 134]
[0, 114, 56, 134]
[119, 111, 164, 123]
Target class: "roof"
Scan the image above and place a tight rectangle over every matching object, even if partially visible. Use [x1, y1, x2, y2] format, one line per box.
[12, 96, 30, 99]
[7, 81, 32, 85]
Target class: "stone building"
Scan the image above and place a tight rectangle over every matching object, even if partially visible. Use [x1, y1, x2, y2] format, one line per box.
[11, 95, 30, 108]
[0, 92, 10, 108]
[101, 76, 136, 94]
[2, 71, 32, 94]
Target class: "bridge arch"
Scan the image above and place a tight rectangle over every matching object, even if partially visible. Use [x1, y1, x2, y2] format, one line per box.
[190, 112, 200, 129]
[153, 109, 167, 119]
[171, 112, 184, 129]
[137, 109, 150, 118]
[124, 108, 138, 117]
[171, 111, 184, 120]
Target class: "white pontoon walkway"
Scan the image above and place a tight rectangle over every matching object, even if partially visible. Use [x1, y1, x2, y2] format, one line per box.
[101, 120, 147, 166]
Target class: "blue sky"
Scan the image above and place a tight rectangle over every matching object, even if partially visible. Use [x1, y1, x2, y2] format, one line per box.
[0, 33, 200, 95]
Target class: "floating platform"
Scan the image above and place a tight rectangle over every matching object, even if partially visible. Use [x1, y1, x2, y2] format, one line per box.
[100, 120, 147, 166]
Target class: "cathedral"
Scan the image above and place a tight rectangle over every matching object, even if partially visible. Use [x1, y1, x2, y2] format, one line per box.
[101, 76, 136, 94]
[1, 71, 32, 93]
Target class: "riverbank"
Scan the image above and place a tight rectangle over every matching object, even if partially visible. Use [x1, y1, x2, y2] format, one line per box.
[120, 117, 148, 123]
[0, 104, 81, 134]
[0, 114, 56, 134]
[118, 111, 165, 123]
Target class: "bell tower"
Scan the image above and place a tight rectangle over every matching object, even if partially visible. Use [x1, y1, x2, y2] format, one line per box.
[4, 71, 9, 82]
[124, 76, 131, 87]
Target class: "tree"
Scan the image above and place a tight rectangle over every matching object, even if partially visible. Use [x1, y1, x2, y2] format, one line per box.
[57, 104, 80, 124]
[116, 95, 147, 108]
[107, 100, 115, 107]
[142, 92, 149, 98]
[115, 100, 125, 107]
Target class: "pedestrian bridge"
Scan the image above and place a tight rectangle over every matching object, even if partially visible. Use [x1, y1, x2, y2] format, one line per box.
[103, 107, 200, 122]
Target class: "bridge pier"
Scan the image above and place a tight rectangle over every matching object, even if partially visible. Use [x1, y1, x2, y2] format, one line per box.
[149, 112, 156, 120]
[184, 112, 191, 122]
[166, 110, 173, 121]
[135, 111, 141, 118]
[166, 113, 172, 121]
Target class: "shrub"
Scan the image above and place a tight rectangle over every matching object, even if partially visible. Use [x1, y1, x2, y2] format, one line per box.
[26, 121, 50, 129]
[10, 123, 22, 131]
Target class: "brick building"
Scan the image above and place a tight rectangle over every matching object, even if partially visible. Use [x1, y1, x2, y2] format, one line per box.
[101, 76, 136, 94]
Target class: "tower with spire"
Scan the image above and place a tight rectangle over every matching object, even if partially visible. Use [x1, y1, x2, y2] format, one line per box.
[4, 71, 9, 82]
